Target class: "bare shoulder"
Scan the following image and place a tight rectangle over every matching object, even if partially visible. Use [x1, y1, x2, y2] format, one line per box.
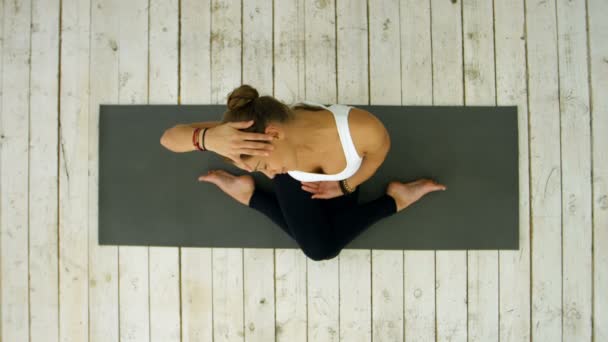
[348, 107, 390, 156]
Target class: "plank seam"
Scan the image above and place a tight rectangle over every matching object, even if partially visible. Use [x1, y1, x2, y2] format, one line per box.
[177, 0, 183, 339]
[522, 0, 534, 339]
[209, 1, 215, 340]
[146, 2, 152, 340]
[28, 0, 34, 340]
[583, 0, 595, 340]
[491, 0, 501, 341]
[460, 1, 469, 341]
[553, 0, 564, 340]
[366, 0, 370, 105]
[56, 0, 63, 340]
[334, 0, 338, 102]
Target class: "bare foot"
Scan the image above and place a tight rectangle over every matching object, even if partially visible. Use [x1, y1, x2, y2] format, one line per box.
[386, 178, 447, 212]
[198, 170, 255, 206]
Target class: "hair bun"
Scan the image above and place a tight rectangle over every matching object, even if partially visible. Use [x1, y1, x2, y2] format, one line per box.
[227, 84, 259, 111]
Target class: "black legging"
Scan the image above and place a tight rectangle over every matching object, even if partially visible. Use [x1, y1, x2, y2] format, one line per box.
[249, 173, 397, 261]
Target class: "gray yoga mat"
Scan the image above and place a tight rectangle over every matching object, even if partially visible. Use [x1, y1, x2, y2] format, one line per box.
[98, 104, 519, 250]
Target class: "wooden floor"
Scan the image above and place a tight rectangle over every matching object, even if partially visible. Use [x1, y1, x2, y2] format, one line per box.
[1, 0, 606, 341]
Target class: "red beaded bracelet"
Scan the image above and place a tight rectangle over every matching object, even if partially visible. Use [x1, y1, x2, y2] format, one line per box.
[192, 127, 207, 151]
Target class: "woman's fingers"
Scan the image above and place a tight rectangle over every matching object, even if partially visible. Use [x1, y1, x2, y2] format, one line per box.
[240, 148, 271, 156]
[301, 185, 317, 193]
[242, 132, 275, 142]
[301, 181, 320, 189]
[240, 141, 274, 151]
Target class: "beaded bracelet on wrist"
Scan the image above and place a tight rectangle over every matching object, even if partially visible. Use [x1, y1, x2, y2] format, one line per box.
[192, 127, 208, 151]
[340, 179, 355, 194]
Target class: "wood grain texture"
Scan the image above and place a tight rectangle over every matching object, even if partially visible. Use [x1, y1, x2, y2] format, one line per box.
[463, 0, 499, 341]
[336, 1, 372, 342]
[431, 0, 467, 341]
[588, 0, 608, 340]
[400, 1, 436, 340]
[273, 2, 307, 341]
[59, 0, 91, 340]
[368, 0, 404, 341]
[242, 2, 276, 341]
[494, 0, 531, 340]
[1, 0, 32, 341]
[0, 1, 604, 341]
[180, 0, 213, 341]
[149, 0, 181, 340]
[526, 0, 562, 340]
[29, 0, 60, 340]
[556, 0, 593, 340]
[89, 0, 120, 341]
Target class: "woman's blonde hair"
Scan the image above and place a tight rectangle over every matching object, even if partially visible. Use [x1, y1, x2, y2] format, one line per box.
[219, 84, 325, 165]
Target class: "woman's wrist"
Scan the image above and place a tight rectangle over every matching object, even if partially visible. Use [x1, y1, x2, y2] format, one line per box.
[198, 128, 207, 150]
[196, 127, 214, 152]
[340, 179, 356, 194]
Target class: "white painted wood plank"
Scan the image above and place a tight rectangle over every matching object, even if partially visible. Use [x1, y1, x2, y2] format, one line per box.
[525, 0, 562, 340]
[307, 260, 339, 342]
[401, 0, 432, 105]
[179, 0, 213, 341]
[462, 0, 495, 105]
[494, 0, 531, 340]
[243, 0, 272, 95]
[1, 0, 31, 341]
[180, 0, 211, 104]
[181, 250, 212, 342]
[336, 0, 368, 106]
[210, 0, 242, 104]
[274, 250, 307, 342]
[336, 1, 371, 342]
[149, 248, 181, 341]
[273, 2, 307, 340]
[116, 0, 150, 340]
[29, 0, 60, 340]
[149, 0, 181, 340]
[369, 0, 401, 106]
[243, 249, 275, 341]
[241, 1, 275, 341]
[430, 0, 467, 341]
[212, 249, 245, 341]
[403, 251, 435, 341]
[372, 251, 403, 342]
[368, 0, 403, 341]
[556, 0, 593, 340]
[338, 250, 371, 342]
[431, 0, 464, 103]
[274, 0, 306, 105]
[304, 0, 336, 101]
[588, 0, 608, 340]
[58, 0, 91, 340]
[304, 1, 340, 342]
[88, 0, 120, 340]
[462, 0, 499, 341]
[400, 0, 436, 340]
[209, 1, 245, 341]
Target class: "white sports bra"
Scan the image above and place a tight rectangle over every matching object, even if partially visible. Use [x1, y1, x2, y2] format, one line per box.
[287, 101, 364, 182]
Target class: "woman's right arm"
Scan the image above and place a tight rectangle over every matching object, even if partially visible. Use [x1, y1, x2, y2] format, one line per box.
[158, 121, 221, 152]
[160, 120, 275, 171]
[186, 121, 221, 128]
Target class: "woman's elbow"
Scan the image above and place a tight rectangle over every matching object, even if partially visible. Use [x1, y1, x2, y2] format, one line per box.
[160, 130, 181, 152]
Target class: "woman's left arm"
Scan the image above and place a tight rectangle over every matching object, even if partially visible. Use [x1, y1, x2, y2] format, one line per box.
[344, 111, 391, 189]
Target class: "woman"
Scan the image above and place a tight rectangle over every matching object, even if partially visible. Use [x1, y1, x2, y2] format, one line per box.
[163, 84, 447, 261]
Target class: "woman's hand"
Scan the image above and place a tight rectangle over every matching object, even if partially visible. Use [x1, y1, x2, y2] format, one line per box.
[204, 120, 274, 171]
[300, 181, 344, 199]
